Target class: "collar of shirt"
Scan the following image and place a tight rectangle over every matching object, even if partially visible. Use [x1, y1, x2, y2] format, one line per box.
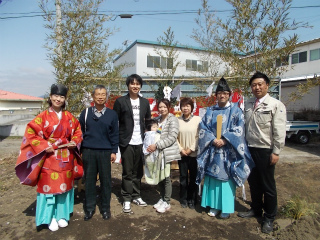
[256, 93, 269, 105]
[215, 101, 230, 108]
[92, 106, 106, 118]
[51, 107, 62, 120]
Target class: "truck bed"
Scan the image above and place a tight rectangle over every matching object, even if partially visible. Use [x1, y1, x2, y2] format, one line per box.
[286, 121, 320, 132]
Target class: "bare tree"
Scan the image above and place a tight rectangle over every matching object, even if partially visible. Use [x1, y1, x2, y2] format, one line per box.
[40, 0, 124, 115]
[192, 0, 308, 94]
[144, 27, 183, 101]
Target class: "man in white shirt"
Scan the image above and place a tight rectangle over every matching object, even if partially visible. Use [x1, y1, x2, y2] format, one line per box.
[113, 74, 151, 213]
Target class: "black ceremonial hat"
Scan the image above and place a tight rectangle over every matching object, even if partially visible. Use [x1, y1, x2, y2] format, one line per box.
[215, 77, 231, 93]
[50, 84, 68, 97]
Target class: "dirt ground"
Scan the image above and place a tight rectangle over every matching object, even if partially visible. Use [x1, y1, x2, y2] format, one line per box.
[1, 137, 320, 240]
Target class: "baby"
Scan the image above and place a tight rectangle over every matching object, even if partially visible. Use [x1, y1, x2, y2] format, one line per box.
[143, 118, 161, 185]
[143, 119, 159, 154]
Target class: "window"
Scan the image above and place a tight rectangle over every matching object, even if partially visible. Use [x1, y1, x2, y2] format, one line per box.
[198, 61, 208, 71]
[276, 55, 289, 67]
[147, 56, 173, 69]
[310, 48, 320, 61]
[186, 59, 208, 72]
[291, 51, 307, 64]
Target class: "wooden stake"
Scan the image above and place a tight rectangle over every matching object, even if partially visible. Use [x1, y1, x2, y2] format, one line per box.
[216, 115, 222, 139]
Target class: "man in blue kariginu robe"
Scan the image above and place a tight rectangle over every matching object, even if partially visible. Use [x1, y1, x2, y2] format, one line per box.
[196, 78, 255, 219]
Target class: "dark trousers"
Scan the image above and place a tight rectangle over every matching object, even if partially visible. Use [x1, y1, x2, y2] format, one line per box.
[120, 144, 143, 202]
[248, 147, 277, 220]
[178, 156, 198, 204]
[82, 148, 112, 213]
[158, 175, 172, 204]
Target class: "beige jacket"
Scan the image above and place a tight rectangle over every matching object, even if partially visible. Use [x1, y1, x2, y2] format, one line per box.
[245, 94, 287, 155]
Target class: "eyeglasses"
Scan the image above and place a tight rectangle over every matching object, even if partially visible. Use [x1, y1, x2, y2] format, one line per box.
[94, 93, 107, 97]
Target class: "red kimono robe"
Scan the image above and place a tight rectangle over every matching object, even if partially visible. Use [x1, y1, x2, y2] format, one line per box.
[15, 108, 83, 195]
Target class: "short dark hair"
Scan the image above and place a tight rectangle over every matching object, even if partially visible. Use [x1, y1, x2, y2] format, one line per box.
[126, 74, 143, 87]
[179, 97, 194, 112]
[157, 98, 171, 111]
[249, 71, 270, 85]
[145, 118, 158, 131]
[92, 85, 107, 96]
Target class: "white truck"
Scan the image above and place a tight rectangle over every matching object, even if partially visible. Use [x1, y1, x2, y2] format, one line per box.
[286, 121, 320, 144]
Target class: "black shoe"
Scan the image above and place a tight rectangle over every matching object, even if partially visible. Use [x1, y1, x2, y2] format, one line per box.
[188, 203, 195, 209]
[219, 213, 230, 219]
[181, 203, 187, 208]
[261, 220, 274, 234]
[237, 209, 261, 219]
[84, 211, 95, 221]
[102, 211, 111, 220]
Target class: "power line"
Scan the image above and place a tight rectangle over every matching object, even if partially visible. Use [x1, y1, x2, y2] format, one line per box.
[1, 5, 320, 20]
[0, 14, 45, 19]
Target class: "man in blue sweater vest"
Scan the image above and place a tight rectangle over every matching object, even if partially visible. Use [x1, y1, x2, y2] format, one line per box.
[79, 85, 119, 221]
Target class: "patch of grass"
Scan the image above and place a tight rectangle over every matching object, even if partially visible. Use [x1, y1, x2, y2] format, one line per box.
[281, 195, 316, 220]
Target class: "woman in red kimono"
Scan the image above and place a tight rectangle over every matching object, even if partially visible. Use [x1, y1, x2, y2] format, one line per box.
[15, 84, 83, 231]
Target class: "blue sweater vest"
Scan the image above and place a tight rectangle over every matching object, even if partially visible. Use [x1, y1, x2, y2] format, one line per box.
[81, 108, 119, 153]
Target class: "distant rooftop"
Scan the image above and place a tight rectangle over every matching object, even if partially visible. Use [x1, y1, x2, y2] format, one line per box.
[0, 90, 44, 101]
[296, 37, 320, 47]
[114, 39, 209, 62]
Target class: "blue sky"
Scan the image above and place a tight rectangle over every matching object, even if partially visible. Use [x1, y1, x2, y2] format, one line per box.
[0, 0, 319, 97]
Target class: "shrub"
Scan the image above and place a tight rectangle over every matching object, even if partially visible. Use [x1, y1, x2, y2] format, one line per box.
[281, 195, 316, 220]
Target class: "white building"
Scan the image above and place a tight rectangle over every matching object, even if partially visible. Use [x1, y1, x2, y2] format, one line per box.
[114, 39, 320, 112]
[280, 38, 320, 112]
[114, 40, 227, 97]
[0, 90, 44, 136]
[0, 90, 43, 111]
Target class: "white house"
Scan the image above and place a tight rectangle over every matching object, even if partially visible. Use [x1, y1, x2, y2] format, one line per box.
[0, 90, 44, 136]
[113, 40, 227, 98]
[280, 38, 320, 112]
[114, 39, 320, 112]
[0, 90, 44, 111]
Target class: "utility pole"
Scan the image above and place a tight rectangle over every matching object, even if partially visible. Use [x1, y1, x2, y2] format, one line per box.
[55, 0, 63, 82]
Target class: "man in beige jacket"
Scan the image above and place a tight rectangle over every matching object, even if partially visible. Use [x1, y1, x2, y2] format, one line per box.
[238, 72, 286, 234]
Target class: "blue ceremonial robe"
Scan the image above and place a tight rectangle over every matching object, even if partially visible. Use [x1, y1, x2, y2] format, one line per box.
[196, 102, 255, 187]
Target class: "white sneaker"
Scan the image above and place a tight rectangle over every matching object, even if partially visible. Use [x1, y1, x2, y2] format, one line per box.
[153, 199, 164, 209]
[132, 198, 147, 207]
[208, 208, 220, 217]
[57, 219, 68, 228]
[123, 201, 131, 213]
[48, 218, 59, 232]
[156, 201, 171, 213]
